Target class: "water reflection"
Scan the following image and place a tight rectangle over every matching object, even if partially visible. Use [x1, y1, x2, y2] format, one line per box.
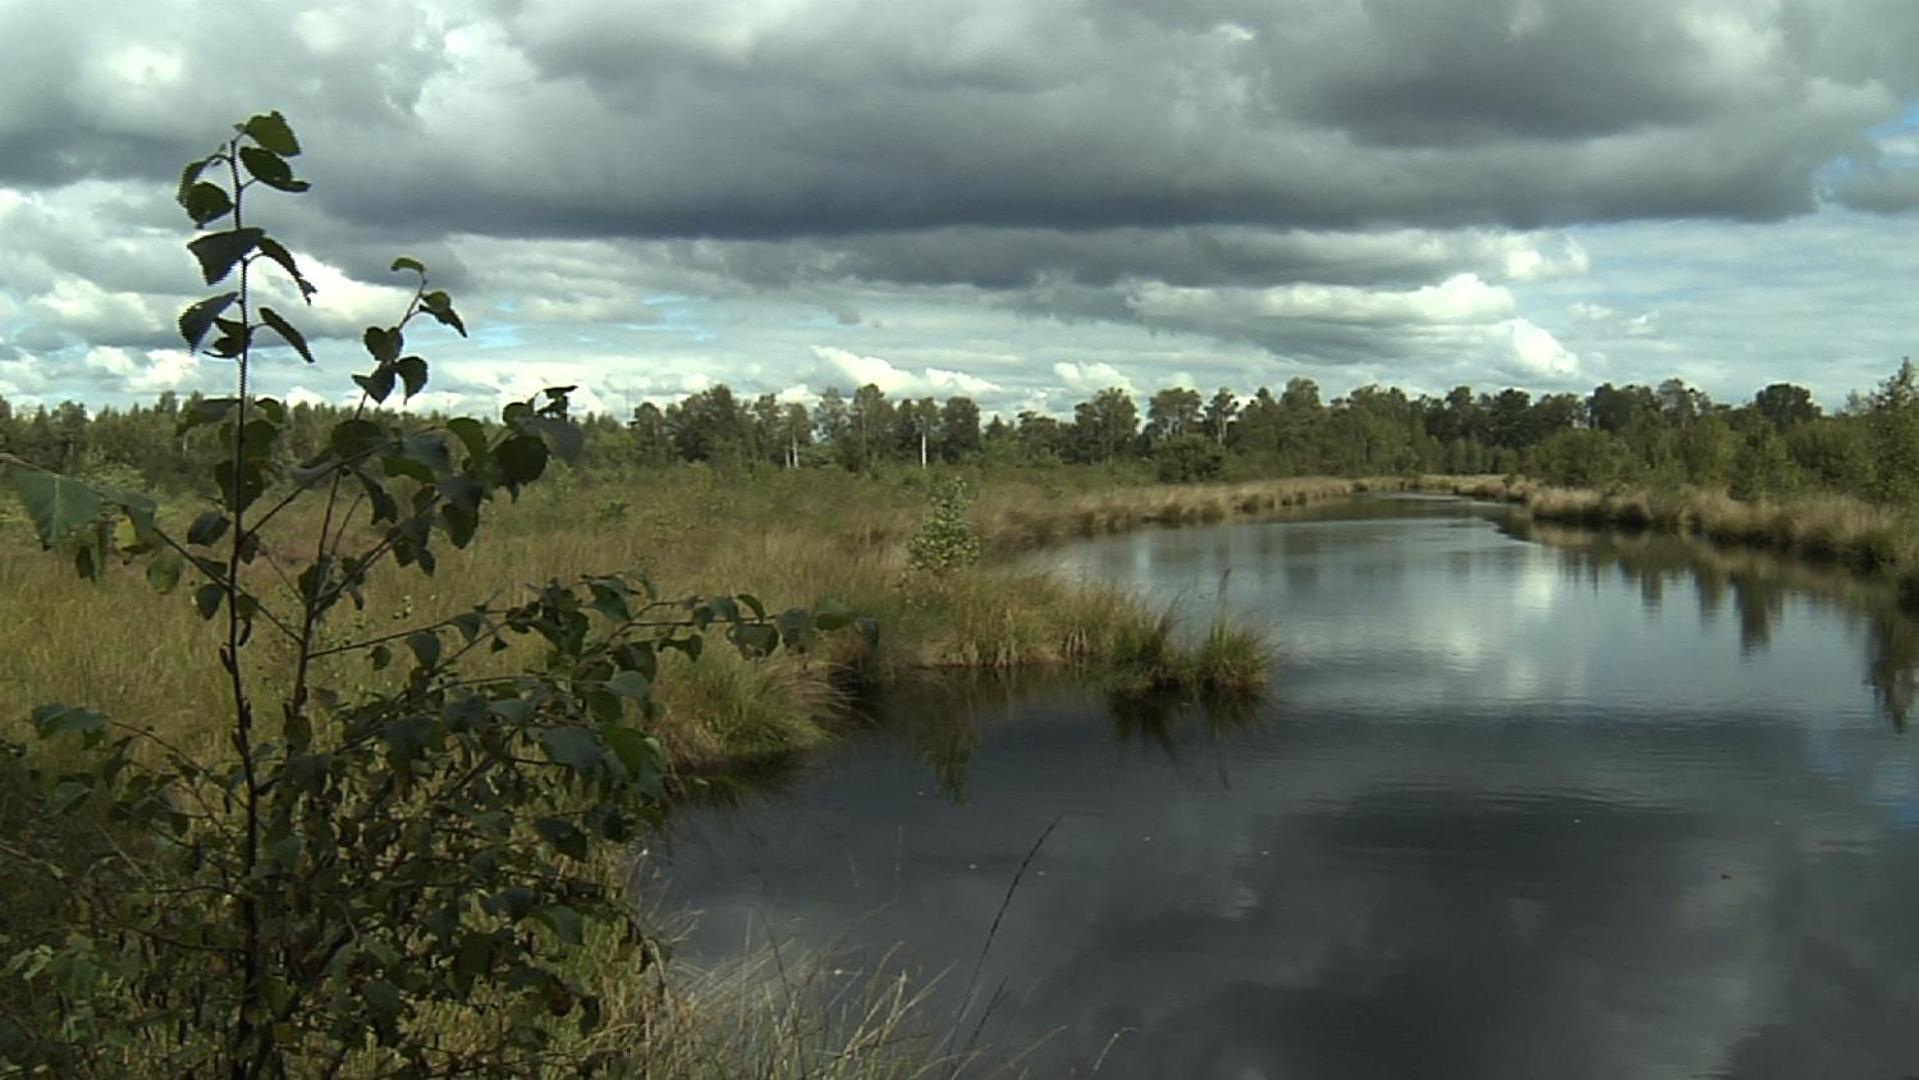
[664, 498, 1919, 1078]
[1513, 520, 1919, 730]
[863, 673, 1267, 801]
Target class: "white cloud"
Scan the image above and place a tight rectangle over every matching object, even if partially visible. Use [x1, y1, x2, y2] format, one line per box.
[134, 349, 198, 391]
[1052, 360, 1134, 394]
[807, 345, 1003, 399]
[284, 385, 330, 408]
[810, 345, 914, 395]
[1502, 236, 1590, 282]
[923, 366, 1002, 396]
[1129, 273, 1515, 328]
[1503, 319, 1580, 379]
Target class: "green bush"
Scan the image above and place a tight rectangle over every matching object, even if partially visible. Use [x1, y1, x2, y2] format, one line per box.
[1153, 435, 1225, 484]
[905, 477, 982, 575]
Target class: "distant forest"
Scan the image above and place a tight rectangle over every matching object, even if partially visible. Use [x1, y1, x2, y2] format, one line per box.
[7, 362, 1919, 505]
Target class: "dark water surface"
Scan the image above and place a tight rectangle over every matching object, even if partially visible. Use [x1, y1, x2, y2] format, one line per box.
[661, 496, 1919, 1078]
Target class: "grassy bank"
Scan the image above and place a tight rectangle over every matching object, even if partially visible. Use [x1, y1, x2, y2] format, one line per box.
[1440, 475, 1919, 605]
[0, 466, 1382, 778]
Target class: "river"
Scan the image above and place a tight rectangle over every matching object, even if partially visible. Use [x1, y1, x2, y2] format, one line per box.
[659, 494, 1919, 1078]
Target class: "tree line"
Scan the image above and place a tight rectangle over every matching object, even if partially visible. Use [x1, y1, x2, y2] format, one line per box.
[6, 364, 1919, 505]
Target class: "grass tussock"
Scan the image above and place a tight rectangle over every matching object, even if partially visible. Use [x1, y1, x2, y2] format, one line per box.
[603, 938, 952, 1078]
[1433, 474, 1919, 605]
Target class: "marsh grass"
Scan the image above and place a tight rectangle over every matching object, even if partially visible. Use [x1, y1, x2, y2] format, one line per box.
[1, 465, 1321, 778]
[1439, 475, 1919, 604]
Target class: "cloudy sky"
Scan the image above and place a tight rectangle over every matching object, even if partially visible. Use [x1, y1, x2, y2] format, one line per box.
[5, 0, 1919, 420]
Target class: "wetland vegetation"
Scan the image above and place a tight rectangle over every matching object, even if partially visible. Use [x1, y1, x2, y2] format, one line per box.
[9, 111, 1919, 1077]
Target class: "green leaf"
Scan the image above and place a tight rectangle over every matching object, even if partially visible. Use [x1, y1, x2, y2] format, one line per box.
[614, 642, 658, 681]
[391, 256, 426, 276]
[364, 980, 402, 1021]
[52, 778, 94, 814]
[6, 469, 104, 547]
[176, 154, 215, 206]
[356, 471, 399, 524]
[32, 704, 107, 742]
[535, 904, 586, 946]
[381, 453, 434, 484]
[363, 326, 403, 365]
[256, 307, 313, 364]
[406, 631, 441, 671]
[454, 933, 495, 988]
[538, 727, 602, 775]
[178, 292, 239, 351]
[213, 459, 266, 513]
[439, 474, 483, 516]
[186, 510, 229, 547]
[243, 111, 301, 156]
[73, 541, 99, 582]
[204, 315, 252, 358]
[187, 228, 264, 286]
[255, 238, 316, 301]
[238, 146, 309, 192]
[777, 609, 814, 650]
[177, 396, 238, 433]
[394, 355, 428, 399]
[353, 365, 396, 404]
[815, 599, 856, 631]
[420, 290, 467, 337]
[331, 418, 387, 460]
[146, 552, 183, 594]
[182, 182, 233, 226]
[496, 436, 548, 485]
[600, 725, 658, 788]
[604, 670, 650, 700]
[440, 502, 478, 548]
[533, 818, 589, 860]
[194, 583, 224, 620]
[400, 433, 453, 477]
[731, 623, 780, 658]
[516, 414, 585, 465]
[447, 417, 489, 465]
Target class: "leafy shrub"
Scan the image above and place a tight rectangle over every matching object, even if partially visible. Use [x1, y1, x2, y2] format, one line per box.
[905, 477, 982, 575]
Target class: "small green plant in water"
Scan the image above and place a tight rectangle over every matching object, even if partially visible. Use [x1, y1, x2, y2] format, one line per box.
[0, 111, 857, 1077]
[906, 477, 982, 576]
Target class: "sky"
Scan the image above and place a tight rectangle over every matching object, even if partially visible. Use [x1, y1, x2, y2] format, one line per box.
[5, 0, 1919, 421]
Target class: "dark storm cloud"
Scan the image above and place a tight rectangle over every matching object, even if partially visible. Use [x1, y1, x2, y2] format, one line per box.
[8, 1, 1903, 239]
[661, 226, 1566, 292]
[6, 0, 1919, 409]
[1834, 162, 1919, 214]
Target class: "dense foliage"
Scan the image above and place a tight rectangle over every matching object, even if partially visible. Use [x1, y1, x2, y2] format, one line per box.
[10, 367, 1919, 508]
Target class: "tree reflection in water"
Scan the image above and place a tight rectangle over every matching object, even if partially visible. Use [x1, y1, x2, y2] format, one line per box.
[1515, 520, 1919, 730]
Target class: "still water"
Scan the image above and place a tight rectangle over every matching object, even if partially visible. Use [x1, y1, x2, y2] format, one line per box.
[662, 496, 1919, 1078]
